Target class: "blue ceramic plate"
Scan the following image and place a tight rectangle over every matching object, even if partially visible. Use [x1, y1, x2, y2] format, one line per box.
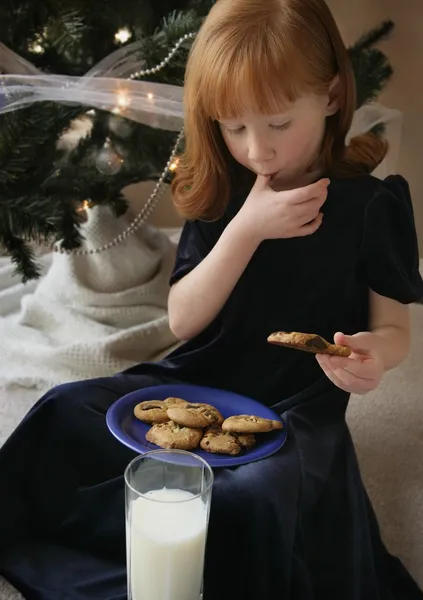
[106, 384, 287, 468]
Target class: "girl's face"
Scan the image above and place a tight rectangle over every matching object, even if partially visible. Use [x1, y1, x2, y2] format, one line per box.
[218, 94, 335, 188]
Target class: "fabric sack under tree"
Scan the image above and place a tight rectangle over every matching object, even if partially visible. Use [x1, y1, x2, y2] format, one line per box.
[0, 204, 179, 390]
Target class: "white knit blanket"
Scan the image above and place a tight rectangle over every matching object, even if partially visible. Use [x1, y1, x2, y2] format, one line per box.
[0, 206, 180, 391]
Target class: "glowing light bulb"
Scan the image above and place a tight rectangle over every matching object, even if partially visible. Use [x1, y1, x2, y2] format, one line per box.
[117, 92, 130, 108]
[112, 91, 130, 114]
[114, 27, 132, 44]
[29, 42, 45, 54]
[77, 200, 91, 213]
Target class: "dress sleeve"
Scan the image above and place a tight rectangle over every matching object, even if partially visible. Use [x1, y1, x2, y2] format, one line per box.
[169, 218, 220, 286]
[359, 175, 423, 304]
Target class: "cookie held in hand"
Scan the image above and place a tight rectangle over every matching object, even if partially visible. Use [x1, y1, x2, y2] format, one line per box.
[267, 331, 351, 357]
[222, 415, 283, 434]
[146, 421, 203, 450]
[133, 397, 187, 424]
[200, 424, 242, 455]
[167, 403, 224, 429]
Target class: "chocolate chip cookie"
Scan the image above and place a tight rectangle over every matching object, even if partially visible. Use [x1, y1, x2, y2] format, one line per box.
[146, 421, 203, 450]
[200, 424, 242, 455]
[230, 431, 256, 450]
[167, 403, 224, 429]
[133, 397, 187, 424]
[222, 414, 283, 434]
[267, 331, 351, 357]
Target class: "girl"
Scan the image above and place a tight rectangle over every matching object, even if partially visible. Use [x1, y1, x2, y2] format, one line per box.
[1, 0, 423, 598]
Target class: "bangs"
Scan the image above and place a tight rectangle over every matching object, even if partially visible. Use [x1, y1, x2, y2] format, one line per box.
[196, 29, 312, 120]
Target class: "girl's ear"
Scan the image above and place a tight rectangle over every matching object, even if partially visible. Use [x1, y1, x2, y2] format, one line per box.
[326, 74, 341, 116]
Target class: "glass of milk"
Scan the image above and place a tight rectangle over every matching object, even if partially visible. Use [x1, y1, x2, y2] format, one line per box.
[124, 450, 214, 600]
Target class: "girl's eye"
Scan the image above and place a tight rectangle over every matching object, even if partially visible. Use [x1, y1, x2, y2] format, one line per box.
[225, 122, 291, 135]
[226, 126, 245, 135]
[271, 122, 291, 131]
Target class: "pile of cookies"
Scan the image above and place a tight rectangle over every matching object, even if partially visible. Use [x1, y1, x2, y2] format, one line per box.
[133, 397, 283, 456]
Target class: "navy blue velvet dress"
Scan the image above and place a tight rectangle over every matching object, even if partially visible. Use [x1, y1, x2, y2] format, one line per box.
[1, 174, 422, 600]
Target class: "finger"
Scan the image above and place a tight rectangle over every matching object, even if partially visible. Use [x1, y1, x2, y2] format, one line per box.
[295, 197, 326, 220]
[296, 206, 324, 225]
[289, 178, 330, 205]
[298, 193, 328, 210]
[292, 192, 328, 221]
[334, 331, 373, 356]
[331, 366, 374, 391]
[316, 356, 352, 392]
[333, 331, 346, 346]
[333, 368, 376, 393]
[296, 213, 323, 236]
[253, 173, 272, 191]
[326, 355, 376, 380]
[317, 356, 372, 393]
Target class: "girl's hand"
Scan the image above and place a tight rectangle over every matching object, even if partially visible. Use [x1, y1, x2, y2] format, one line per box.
[316, 332, 384, 395]
[234, 173, 330, 244]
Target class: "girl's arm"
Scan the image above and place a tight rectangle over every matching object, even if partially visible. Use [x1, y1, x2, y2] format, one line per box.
[169, 176, 328, 341]
[364, 290, 410, 369]
[168, 219, 258, 341]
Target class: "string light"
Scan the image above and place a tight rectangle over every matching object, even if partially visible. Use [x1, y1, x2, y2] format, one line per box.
[28, 31, 47, 54]
[112, 90, 131, 114]
[28, 42, 45, 55]
[114, 28, 132, 45]
[169, 159, 179, 172]
[77, 200, 91, 213]
[117, 91, 130, 108]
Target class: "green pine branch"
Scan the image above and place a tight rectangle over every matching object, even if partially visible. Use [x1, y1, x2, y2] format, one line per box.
[2, 233, 42, 281]
[349, 19, 395, 55]
[349, 48, 394, 108]
[45, 9, 87, 61]
[348, 20, 395, 108]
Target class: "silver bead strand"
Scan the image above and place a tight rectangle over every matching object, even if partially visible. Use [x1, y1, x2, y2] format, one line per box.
[129, 33, 195, 79]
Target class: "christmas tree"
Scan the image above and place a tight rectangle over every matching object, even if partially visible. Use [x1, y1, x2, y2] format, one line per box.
[0, 0, 212, 75]
[0, 5, 395, 282]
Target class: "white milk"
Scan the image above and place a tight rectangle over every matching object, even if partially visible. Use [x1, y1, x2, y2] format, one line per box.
[128, 487, 208, 600]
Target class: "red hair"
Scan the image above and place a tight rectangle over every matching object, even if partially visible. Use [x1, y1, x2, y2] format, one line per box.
[172, 0, 387, 220]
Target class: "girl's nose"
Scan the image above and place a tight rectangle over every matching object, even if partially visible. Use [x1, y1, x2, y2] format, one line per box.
[247, 135, 275, 162]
